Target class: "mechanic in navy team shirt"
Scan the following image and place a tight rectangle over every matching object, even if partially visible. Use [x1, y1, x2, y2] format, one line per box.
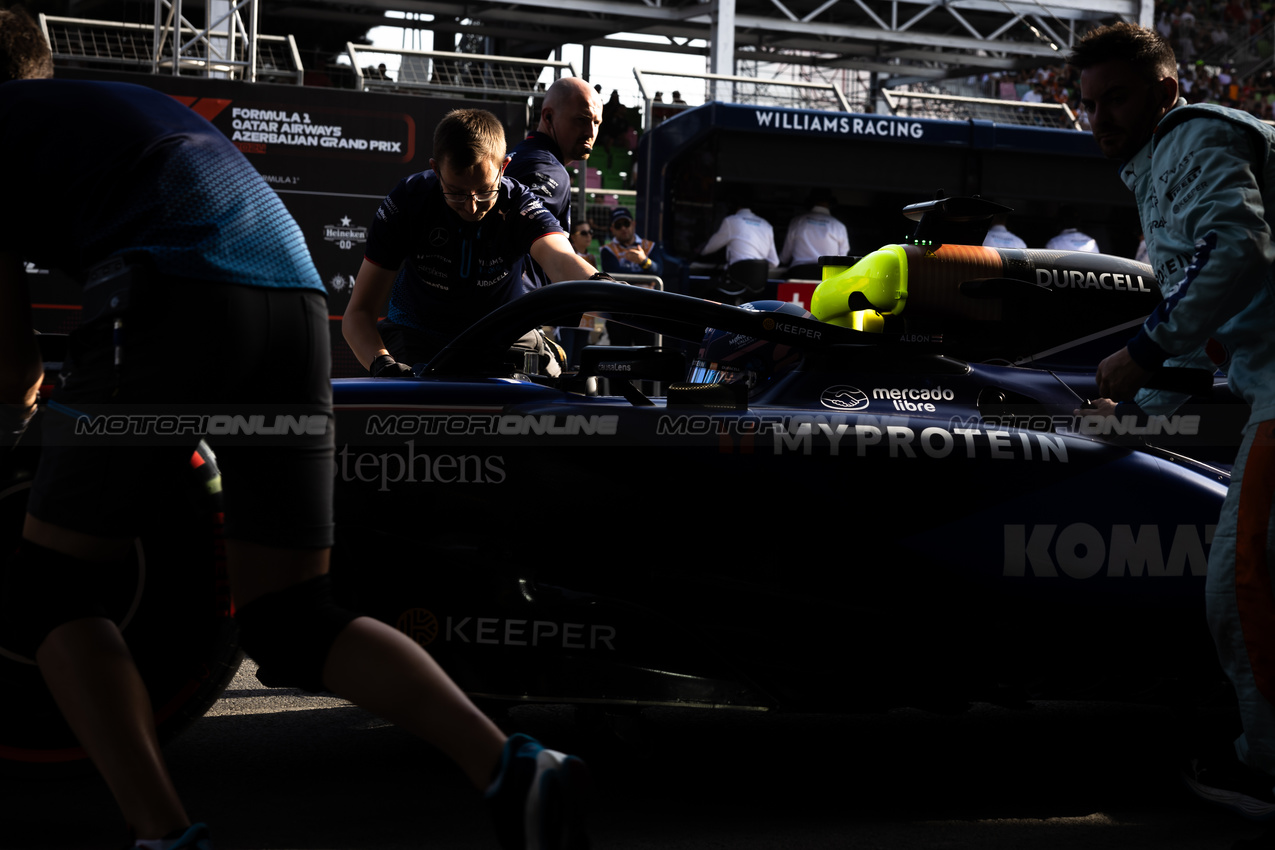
[0, 9, 587, 849]
[342, 108, 603, 375]
[505, 75, 602, 288]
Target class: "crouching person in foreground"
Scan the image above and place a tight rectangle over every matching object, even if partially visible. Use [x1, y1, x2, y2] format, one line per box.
[0, 7, 588, 849]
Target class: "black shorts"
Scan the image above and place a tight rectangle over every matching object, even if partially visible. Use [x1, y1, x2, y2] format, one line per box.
[28, 277, 334, 549]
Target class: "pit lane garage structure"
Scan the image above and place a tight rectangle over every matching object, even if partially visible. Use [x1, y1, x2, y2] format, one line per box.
[634, 97, 1143, 299]
[23, 0, 1155, 375]
[12, 0, 1250, 774]
[40, 0, 1150, 89]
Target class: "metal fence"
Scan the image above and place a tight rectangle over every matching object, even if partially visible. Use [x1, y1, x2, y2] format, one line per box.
[346, 44, 576, 101]
[39, 12, 302, 84]
[879, 88, 1082, 129]
[633, 68, 851, 128]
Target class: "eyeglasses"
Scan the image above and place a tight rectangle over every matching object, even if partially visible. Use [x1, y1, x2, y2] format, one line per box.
[575, 229, 593, 236]
[437, 170, 502, 206]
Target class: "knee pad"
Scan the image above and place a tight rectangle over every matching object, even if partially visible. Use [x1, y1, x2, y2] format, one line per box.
[0, 539, 113, 660]
[233, 574, 359, 692]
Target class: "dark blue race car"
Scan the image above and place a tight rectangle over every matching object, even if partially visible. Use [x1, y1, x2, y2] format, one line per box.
[0, 210, 1248, 772]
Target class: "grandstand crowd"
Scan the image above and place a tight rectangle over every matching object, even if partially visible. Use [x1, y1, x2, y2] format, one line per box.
[982, 1, 1275, 123]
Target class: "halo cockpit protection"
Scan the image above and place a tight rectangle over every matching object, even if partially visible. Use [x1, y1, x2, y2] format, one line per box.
[688, 300, 813, 396]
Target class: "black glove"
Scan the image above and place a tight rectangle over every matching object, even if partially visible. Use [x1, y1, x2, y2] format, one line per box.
[589, 272, 617, 282]
[370, 354, 414, 378]
[1, 402, 36, 449]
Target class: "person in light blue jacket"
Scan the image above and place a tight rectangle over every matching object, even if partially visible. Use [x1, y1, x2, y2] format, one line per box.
[1073, 22, 1275, 823]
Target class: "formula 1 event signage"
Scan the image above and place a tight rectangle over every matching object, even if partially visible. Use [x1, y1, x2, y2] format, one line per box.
[36, 69, 528, 376]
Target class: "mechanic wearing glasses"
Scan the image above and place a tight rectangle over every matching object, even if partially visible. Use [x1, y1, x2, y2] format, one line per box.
[342, 108, 603, 376]
[505, 76, 602, 287]
[1072, 23, 1275, 821]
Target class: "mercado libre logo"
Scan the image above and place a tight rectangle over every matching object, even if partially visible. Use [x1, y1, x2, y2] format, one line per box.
[324, 216, 368, 250]
[397, 608, 440, 647]
[820, 385, 870, 411]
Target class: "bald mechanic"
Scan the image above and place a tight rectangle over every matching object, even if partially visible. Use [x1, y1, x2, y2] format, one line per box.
[342, 108, 604, 375]
[506, 76, 602, 289]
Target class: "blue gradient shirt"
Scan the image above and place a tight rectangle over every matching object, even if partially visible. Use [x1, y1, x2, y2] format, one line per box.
[0, 79, 321, 292]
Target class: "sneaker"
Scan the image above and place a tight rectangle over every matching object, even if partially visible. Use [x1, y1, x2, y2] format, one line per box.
[130, 823, 213, 850]
[485, 733, 589, 850]
[1183, 754, 1275, 821]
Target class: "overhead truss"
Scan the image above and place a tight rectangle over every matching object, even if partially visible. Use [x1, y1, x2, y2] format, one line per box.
[268, 0, 1150, 80]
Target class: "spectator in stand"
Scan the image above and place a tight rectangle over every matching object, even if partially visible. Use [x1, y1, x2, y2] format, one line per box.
[1017, 0, 1275, 126]
[779, 189, 850, 279]
[599, 207, 661, 345]
[600, 207, 660, 277]
[672, 91, 687, 104]
[983, 214, 1028, 249]
[601, 89, 628, 146]
[569, 220, 599, 269]
[1179, 2, 1198, 34]
[997, 72, 1018, 100]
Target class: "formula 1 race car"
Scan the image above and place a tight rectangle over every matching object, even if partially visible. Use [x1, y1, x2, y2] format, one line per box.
[0, 207, 1249, 773]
